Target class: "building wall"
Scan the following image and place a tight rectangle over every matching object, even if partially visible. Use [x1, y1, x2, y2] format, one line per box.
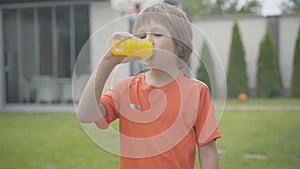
[0, 1, 91, 111]
[192, 15, 267, 96]
[192, 14, 299, 96]
[190, 18, 234, 97]
[90, 1, 131, 91]
[279, 15, 300, 91]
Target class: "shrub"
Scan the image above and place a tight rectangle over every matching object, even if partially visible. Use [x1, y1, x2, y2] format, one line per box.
[256, 27, 283, 97]
[226, 20, 249, 97]
[290, 26, 300, 97]
[196, 41, 215, 91]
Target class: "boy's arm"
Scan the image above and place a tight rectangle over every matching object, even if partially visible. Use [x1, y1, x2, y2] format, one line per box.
[76, 33, 138, 123]
[198, 140, 219, 169]
[76, 52, 120, 123]
[76, 33, 141, 123]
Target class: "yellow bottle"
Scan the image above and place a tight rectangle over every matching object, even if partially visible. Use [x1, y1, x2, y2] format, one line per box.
[111, 39, 153, 59]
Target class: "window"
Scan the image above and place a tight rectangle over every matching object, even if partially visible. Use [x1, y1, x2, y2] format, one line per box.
[56, 6, 70, 78]
[2, 3, 90, 103]
[3, 9, 18, 102]
[39, 7, 53, 76]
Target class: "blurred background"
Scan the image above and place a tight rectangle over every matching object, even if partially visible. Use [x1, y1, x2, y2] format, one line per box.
[0, 1, 299, 169]
[0, 0, 299, 112]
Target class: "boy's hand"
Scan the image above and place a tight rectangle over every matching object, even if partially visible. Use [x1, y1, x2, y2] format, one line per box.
[102, 32, 140, 66]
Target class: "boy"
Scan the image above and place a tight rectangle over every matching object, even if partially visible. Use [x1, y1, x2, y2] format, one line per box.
[77, 3, 220, 169]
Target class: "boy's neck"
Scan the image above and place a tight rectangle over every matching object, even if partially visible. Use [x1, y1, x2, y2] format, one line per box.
[145, 68, 180, 87]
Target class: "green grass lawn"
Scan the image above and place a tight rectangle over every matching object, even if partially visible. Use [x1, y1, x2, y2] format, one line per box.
[0, 110, 299, 169]
[217, 111, 300, 169]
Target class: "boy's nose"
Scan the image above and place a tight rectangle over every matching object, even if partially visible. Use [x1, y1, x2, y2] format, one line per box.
[145, 33, 152, 41]
[145, 34, 154, 45]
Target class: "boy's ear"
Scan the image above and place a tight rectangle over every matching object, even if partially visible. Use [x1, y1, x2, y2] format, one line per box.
[176, 43, 184, 57]
[175, 43, 186, 69]
[174, 41, 181, 55]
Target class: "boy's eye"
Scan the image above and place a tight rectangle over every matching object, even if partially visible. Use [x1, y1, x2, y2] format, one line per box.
[153, 33, 163, 37]
[136, 33, 146, 39]
[135, 33, 164, 39]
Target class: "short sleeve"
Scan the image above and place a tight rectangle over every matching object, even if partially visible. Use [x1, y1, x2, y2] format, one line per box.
[94, 84, 120, 129]
[194, 84, 221, 147]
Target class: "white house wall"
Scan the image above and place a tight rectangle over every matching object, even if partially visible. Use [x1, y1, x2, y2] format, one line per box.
[279, 15, 300, 90]
[90, 1, 130, 92]
[191, 16, 268, 94]
[238, 17, 266, 90]
[192, 17, 234, 96]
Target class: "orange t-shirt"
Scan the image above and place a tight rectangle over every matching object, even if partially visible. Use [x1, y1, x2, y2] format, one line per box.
[96, 72, 221, 169]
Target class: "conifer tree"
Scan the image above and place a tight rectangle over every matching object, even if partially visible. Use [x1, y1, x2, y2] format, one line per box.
[256, 27, 283, 97]
[197, 41, 215, 91]
[227, 21, 249, 97]
[291, 26, 300, 97]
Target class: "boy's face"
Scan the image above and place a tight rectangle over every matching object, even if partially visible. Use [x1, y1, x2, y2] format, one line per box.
[134, 21, 178, 69]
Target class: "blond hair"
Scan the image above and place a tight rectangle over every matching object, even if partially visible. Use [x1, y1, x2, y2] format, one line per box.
[133, 3, 193, 68]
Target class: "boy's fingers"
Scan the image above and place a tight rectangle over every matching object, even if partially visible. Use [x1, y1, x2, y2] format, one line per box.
[111, 32, 133, 41]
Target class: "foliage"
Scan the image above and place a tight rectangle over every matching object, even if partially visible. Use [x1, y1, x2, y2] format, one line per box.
[256, 27, 283, 97]
[182, 0, 262, 16]
[291, 26, 300, 97]
[281, 0, 300, 14]
[207, 0, 225, 15]
[182, 0, 207, 16]
[226, 21, 249, 97]
[196, 41, 215, 92]
[239, 0, 262, 14]
[209, 0, 261, 15]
